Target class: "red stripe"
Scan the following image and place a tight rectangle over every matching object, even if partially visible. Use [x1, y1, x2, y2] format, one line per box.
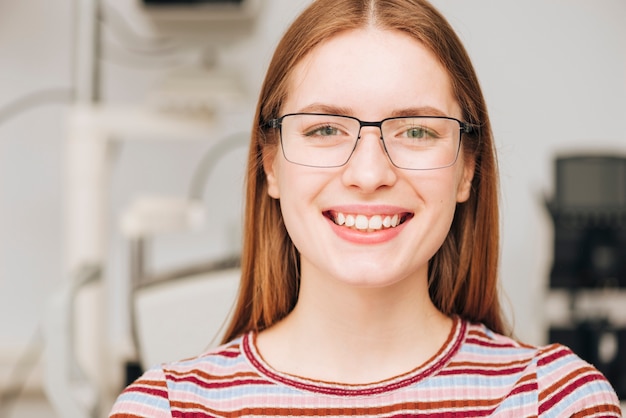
[171, 410, 215, 418]
[464, 337, 518, 349]
[388, 410, 494, 418]
[169, 374, 273, 389]
[539, 372, 605, 414]
[509, 381, 539, 397]
[123, 385, 168, 399]
[217, 350, 241, 358]
[537, 346, 570, 366]
[439, 365, 528, 376]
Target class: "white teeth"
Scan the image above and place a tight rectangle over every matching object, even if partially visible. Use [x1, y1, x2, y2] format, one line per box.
[332, 212, 402, 230]
[368, 215, 383, 230]
[355, 215, 369, 230]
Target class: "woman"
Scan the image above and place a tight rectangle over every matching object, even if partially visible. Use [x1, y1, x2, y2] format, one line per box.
[110, 0, 621, 416]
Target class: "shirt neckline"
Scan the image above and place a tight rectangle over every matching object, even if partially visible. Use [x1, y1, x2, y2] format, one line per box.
[242, 316, 466, 397]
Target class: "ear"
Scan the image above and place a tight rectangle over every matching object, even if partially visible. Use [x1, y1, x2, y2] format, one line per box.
[263, 146, 281, 199]
[456, 155, 475, 203]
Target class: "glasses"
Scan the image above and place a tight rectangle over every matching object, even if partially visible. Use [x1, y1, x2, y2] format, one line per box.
[267, 113, 473, 170]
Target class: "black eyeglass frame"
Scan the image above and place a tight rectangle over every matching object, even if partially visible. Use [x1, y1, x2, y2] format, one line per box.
[266, 113, 475, 170]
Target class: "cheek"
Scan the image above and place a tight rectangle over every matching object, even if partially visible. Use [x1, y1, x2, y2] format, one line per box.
[269, 164, 312, 221]
[274, 173, 319, 253]
[407, 168, 457, 204]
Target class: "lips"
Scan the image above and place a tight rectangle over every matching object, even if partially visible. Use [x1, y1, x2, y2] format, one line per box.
[324, 210, 412, 232]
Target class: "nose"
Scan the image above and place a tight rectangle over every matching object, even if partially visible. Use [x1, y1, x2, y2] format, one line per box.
[341, 127, 397, 192]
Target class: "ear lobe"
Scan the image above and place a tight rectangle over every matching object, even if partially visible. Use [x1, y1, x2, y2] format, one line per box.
[263, 148, 280, 199]
[456, 158, 475, 203]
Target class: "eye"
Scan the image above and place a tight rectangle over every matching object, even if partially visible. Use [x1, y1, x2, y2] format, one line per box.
[401, 125, 440, 142]
[306, 124, 341, 137]
[385, 118, 443, 141]
[406, 126, 430, 139]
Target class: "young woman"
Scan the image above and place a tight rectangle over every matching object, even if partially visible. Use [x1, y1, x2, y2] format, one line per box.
[110, 0, 621, 416]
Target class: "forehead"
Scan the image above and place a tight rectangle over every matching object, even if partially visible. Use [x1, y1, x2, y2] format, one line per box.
[283, 27, 461, 119]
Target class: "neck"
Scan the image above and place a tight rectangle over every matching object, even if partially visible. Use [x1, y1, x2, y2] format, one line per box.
[300, 274, 438, 335]
[257, 268, 452, 384]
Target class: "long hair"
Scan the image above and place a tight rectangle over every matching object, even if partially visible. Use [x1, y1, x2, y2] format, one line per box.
[222, 0, 506, 342]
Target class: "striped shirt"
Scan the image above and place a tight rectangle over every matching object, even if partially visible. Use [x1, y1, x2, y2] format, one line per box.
[110, 318, 621, 417]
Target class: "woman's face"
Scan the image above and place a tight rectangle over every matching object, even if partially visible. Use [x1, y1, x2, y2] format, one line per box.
[264, 28, 474, 289]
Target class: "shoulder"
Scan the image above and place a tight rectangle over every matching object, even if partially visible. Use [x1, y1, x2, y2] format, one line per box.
[109, 367, 171, 418]
[460, 321, 539, 355]
[162, 335, 248, 376]
[109, 336, 248, 417]
[534, 343, 621, 417]
[460, 322, 621, 417]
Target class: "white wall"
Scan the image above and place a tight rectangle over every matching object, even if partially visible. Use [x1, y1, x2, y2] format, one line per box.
[0, 0, 625, 392]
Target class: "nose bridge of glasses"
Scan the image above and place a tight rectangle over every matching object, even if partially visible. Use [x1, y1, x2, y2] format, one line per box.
[351, 120, 392, 166]
[356, 120, 384, 140]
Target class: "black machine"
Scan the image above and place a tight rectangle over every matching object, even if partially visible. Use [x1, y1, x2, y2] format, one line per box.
[547, 155, 626, 289]
[546, 154, 626, 399]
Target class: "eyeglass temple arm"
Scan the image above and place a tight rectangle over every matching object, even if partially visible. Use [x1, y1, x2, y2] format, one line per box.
[266, 119, 281, 129]
[461, 122, 476, 134]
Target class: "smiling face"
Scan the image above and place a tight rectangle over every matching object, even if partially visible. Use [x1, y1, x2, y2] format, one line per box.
[264, 27, 474, 290]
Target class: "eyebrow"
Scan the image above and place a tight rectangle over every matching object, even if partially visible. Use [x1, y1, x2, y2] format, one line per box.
[297, 103, 353, 116]
[294, 103, 450, 119]
[390, 106, 448, 118]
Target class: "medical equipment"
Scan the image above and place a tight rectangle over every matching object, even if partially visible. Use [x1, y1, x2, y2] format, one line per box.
[42, 0, 259, 416]
[121, 132, 247, 372]
[544, 154, 626, 399]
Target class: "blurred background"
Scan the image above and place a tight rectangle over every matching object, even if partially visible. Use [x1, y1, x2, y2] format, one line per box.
[0, 0, 624, 416]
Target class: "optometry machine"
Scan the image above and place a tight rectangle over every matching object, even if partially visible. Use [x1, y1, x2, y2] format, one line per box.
[43, 1, 259, 417]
